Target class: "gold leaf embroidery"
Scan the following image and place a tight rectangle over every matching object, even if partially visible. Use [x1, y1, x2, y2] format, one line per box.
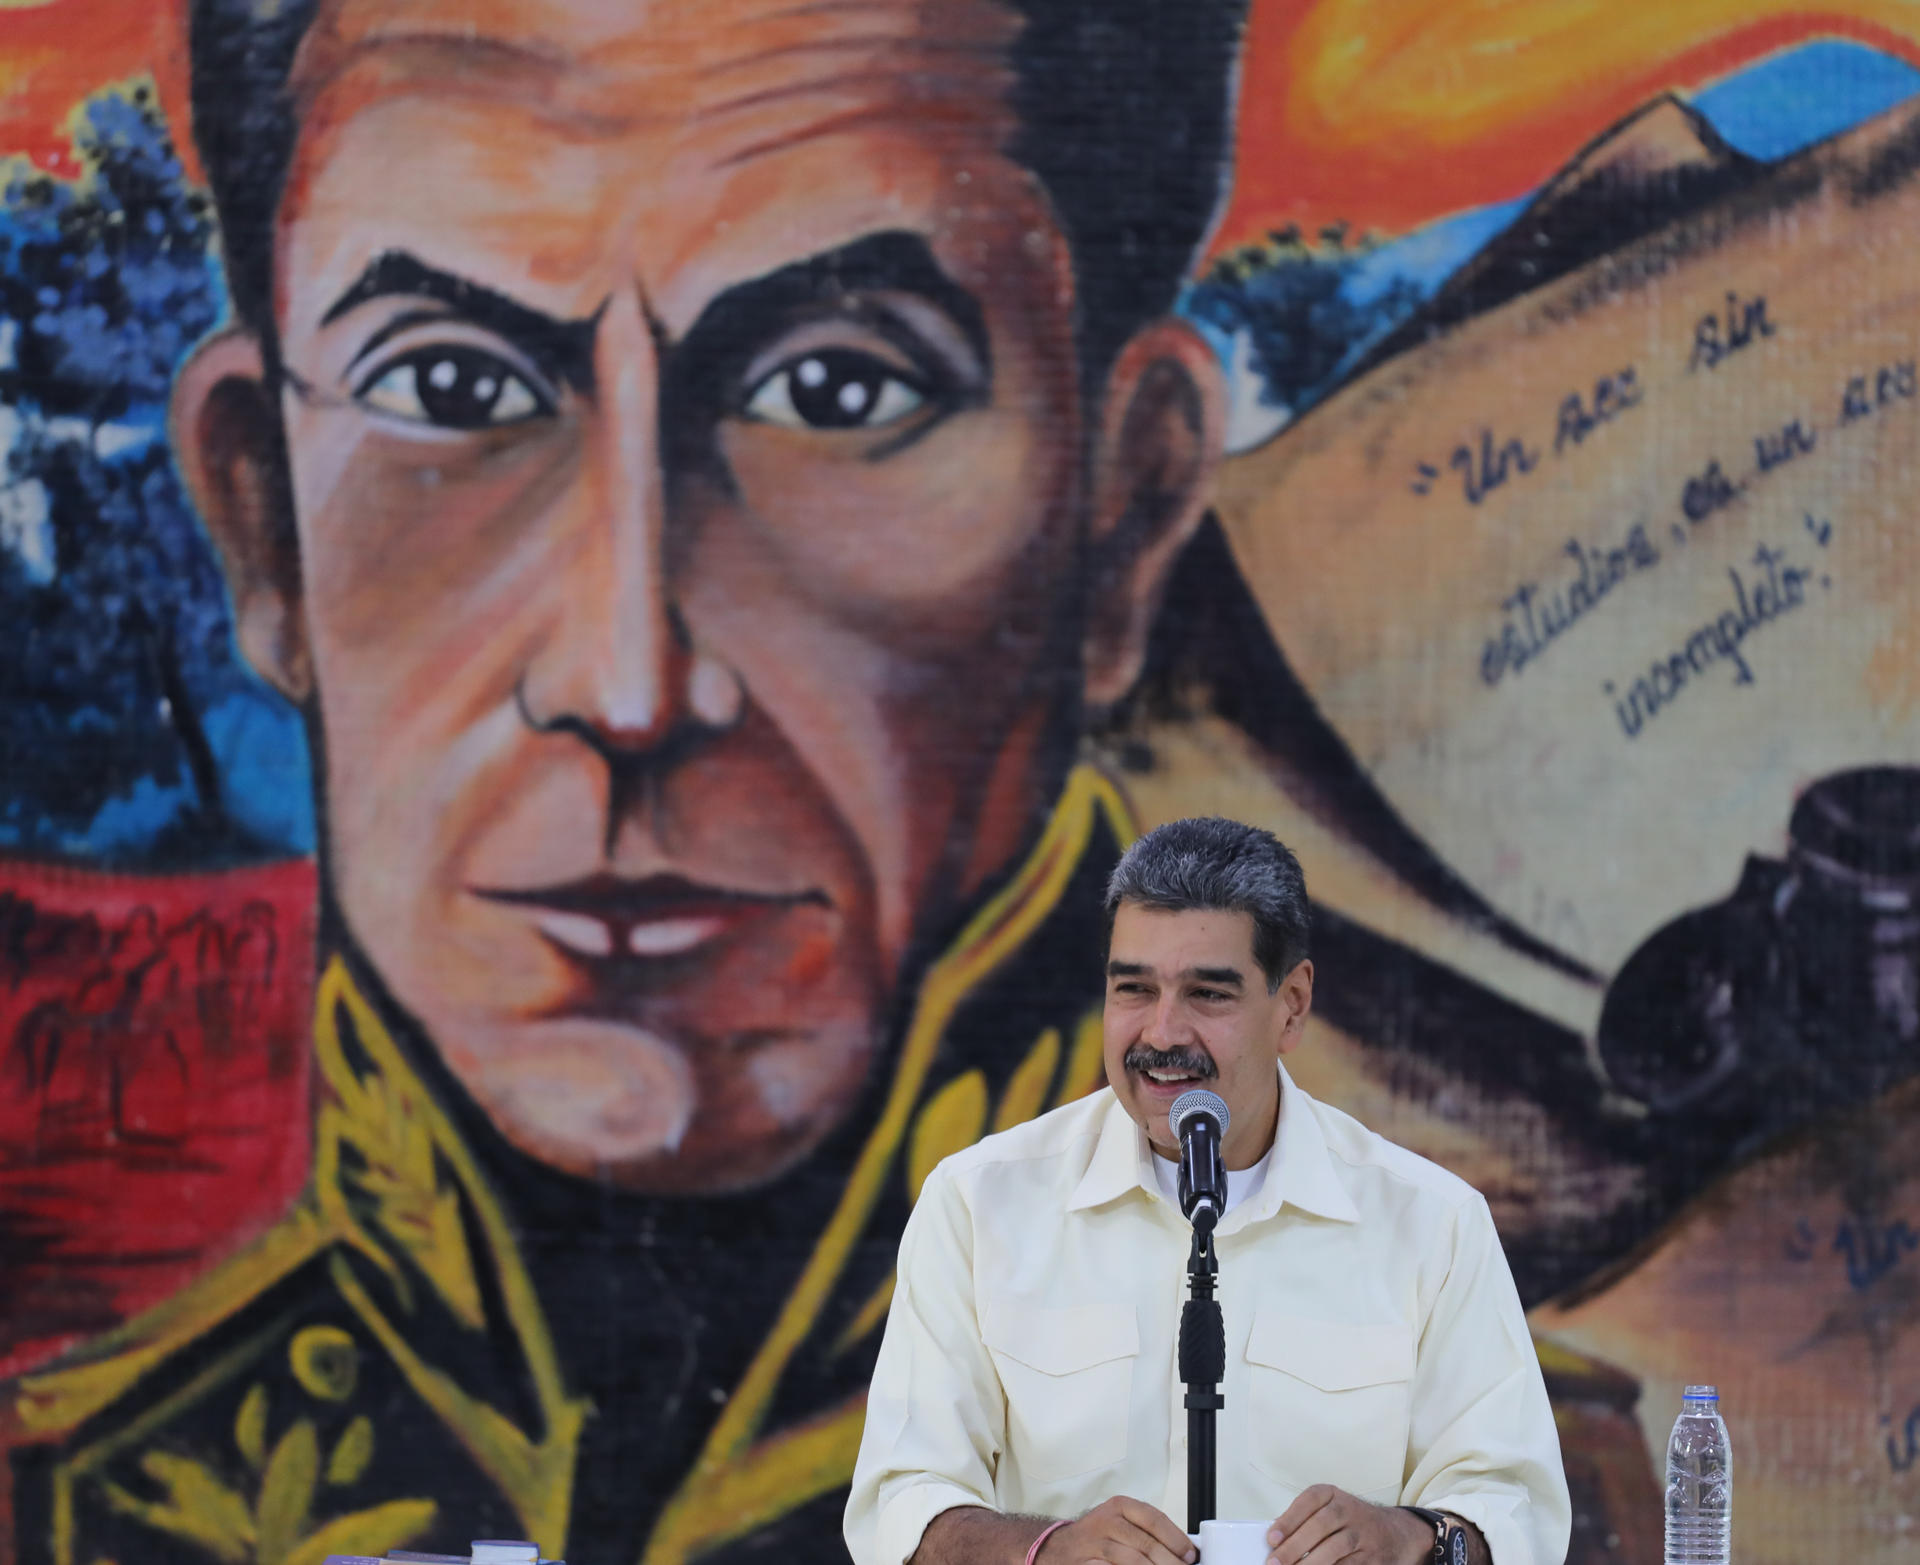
[256, 1420, 319, 1565]
[311, 963, 586, 1551]
[993, 1028, 1063, 1133]
[101, 1451, 255, 1564]
[281, 1500, 438, 1565]
[104, 1413, 430, 1565]
[1055, 1008, 1107, 1106]
[905, 1071, 987, 1203]
[315, 1003, 485, 1331]
[234, 1385, 270, 1473]
[325, 1417, 375, 1488]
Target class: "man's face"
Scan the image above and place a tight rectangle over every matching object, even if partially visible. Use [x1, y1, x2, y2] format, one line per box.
[180, 0, 1221, 1192]
[1103, 903, 1312, 1168]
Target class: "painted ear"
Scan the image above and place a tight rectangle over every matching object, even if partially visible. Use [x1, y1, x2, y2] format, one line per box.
[1080, 318, 1226, 708]
[170, 329, 312, 701]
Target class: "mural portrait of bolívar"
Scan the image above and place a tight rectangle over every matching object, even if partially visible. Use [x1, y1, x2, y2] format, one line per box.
[6, 2, 1257, 1562]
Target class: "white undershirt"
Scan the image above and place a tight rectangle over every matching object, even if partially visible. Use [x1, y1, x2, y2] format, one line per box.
[1150, 1139, 1273, 1215]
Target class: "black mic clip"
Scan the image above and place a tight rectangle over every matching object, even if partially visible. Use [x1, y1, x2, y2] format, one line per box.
[1170, 1088, 1230, 1237]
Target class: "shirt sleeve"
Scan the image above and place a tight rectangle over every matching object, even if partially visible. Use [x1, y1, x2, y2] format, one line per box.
[844, 1159, 1008, 1565]
[1402, 1193, 1572, 1565]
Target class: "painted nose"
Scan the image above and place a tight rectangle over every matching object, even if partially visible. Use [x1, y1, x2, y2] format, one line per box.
[517, 290, 742, 754]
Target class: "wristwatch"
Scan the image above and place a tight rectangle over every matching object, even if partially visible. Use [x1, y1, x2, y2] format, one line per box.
[1401, 1508, 1469, 1565]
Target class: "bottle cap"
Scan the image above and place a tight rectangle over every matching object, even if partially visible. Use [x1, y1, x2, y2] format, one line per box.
[1681, 1384, 1718, 1401]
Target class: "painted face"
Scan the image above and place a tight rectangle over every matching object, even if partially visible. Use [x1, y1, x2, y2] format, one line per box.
[1102, 903, 1312, 1169]
[216, 0, 1216, 1195]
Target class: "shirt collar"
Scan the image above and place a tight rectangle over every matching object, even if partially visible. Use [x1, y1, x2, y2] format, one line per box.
[1228, 1062, 1359, 1227]
[1065, 1064, 1359, 1225]
[1066, 1088, 1151, 1212]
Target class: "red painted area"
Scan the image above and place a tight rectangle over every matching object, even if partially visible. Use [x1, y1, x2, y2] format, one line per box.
[0, 0, 195, 183]
[0, 855, 318, 1377]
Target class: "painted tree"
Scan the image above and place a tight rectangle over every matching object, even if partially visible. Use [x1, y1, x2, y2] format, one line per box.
[0, 83, 264, 862]
[1185, 225, 1424, 420]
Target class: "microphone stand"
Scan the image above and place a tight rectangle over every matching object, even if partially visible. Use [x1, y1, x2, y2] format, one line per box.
[1180, 1214, 1223, 1532]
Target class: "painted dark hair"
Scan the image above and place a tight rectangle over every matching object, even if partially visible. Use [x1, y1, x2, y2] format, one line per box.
[186, 0, 1247, 377]
[1106, 816, 1312, 989]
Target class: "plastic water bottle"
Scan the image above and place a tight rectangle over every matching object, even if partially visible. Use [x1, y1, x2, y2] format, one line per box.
[1664, 1385, 1731, 1564]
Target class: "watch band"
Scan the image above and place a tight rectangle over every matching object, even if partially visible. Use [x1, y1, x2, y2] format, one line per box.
[1400, 1508, 1469, 1565]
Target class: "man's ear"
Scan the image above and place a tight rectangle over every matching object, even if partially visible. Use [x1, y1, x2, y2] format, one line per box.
[1081, 318, 1226, 708]
[171, 328, 312, 702]
[1276, 958, 1314, 1057]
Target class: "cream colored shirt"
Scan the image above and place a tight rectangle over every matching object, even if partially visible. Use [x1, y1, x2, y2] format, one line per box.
[844, 1067, 1570, 1565]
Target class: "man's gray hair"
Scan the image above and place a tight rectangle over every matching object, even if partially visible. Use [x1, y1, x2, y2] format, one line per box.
[1105, 817, 1311, 990]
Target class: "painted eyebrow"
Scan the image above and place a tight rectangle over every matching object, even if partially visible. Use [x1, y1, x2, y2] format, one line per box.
[674, 230, 992, 393]
[319, 250, 600, 388]
[319, 232, 990, 403]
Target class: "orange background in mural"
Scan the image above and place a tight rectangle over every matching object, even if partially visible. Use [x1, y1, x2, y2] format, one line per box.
[1217, 0, 1920, 242]
[7, 0, 1920, 238]
[0, 0, 189, 177]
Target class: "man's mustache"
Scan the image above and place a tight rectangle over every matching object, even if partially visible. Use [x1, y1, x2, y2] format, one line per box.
[1122, 1044, 1217, 1079]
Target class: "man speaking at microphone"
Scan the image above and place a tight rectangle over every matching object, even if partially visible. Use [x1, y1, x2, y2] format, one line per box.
[845, 818, 1569, 1565]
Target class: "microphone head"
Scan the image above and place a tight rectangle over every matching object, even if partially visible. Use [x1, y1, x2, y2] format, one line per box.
[1169, 1088, 1229, 1140]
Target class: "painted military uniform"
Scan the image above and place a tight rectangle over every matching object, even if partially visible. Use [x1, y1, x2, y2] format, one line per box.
[6, 768, 1134, 1565]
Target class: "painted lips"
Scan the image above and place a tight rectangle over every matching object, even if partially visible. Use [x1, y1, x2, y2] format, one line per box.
[471, 873, 821, 961]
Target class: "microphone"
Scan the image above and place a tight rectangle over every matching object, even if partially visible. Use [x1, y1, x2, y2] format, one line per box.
[1169, 1088, 1230, 1235]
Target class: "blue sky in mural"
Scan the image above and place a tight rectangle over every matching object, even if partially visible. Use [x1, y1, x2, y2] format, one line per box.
[1380, 38, 1920, 297]
[1695, 37, 1920, 160]
[2, 38, 1918, 865]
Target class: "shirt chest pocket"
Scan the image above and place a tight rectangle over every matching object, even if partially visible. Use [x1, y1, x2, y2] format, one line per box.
[981, 1298, 1138, 1483]
[1242, 1309, 1413, 1503]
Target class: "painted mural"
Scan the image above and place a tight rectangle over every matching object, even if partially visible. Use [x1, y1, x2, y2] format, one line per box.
[3, 2, 1920, 1563]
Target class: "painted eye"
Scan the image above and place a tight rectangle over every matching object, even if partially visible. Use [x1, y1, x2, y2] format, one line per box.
[358, 344, 550, 428]
[744, 349, 927, 430]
